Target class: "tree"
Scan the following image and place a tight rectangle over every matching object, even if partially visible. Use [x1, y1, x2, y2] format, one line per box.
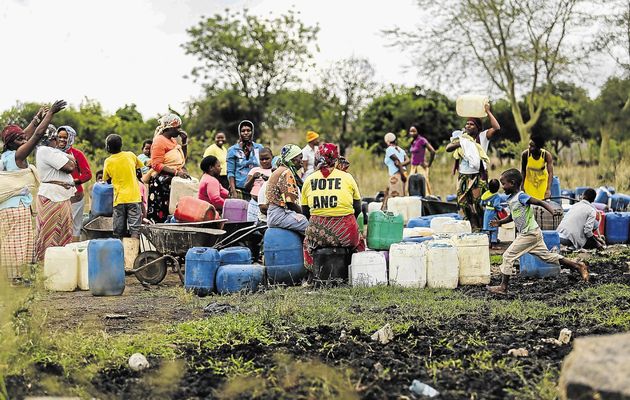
[321, 57, 377, 153]
[182, 8, 319, 137]
[386, 0, 593, 144]
[359, 86, 459, 152]
[594, 0, 630, 74]
[586, 77, 630, 163]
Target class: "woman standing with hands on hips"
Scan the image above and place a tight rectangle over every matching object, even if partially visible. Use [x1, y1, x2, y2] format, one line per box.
[147, 114, 189, 223]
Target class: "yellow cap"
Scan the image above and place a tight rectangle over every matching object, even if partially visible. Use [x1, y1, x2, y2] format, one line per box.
[306, 131, 319, 143]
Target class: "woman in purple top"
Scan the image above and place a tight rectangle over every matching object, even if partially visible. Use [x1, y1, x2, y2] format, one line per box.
[408, 125, 436, 195]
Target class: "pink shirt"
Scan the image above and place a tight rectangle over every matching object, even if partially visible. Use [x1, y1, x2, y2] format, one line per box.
[198, 173, 229, 209]
[248, 167, 272, 197]
[139, 182, 148, 210]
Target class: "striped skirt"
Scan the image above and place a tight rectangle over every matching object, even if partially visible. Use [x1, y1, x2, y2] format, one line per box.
[0, 206, 34, 279]
[34, 196, 73, 261]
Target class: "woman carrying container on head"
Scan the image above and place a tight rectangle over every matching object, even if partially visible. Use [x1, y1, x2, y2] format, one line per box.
[147, 114, 190, 223]
[226, 120, 263, 201]
[56, 125, 92, 242]
[0, 101, 66, 282]
[35, 124, 78, 261]
[301, 143, 365, 272]
[521, 135, 554, 200]
[265, 144, 309, 234]
[446, 104, 501, 229]
[383, 132, 409, 199]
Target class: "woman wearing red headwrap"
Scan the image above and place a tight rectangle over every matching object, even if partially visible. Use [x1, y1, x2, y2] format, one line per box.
[301, 143, 365, 272]
[446, 103, 500, 229]
[0, 101, 66, 283]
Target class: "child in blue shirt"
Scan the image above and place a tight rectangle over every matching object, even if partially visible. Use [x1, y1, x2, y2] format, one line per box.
[481, 179, 503, 249]
[487, 169, 589, 295]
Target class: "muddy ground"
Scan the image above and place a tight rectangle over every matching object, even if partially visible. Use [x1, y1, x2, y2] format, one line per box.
[5, 246, 630, 399]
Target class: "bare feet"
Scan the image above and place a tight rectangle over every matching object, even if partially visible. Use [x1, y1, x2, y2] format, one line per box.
[575, 261, 590, 282]
[486, 285, 507, 295]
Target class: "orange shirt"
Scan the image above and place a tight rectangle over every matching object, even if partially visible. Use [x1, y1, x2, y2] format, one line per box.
[150, 134, 178, 173]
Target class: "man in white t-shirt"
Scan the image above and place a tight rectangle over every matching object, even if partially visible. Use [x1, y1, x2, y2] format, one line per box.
[301, 130, 319, 179]
[446, 103, 501, 229]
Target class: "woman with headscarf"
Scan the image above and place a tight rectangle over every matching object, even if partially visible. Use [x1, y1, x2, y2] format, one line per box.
[56, 126, 92, 241]
[383, 132, 409, 199]
[446, 103, 501, 229]
[301, 143, 364, 271]
[34, 124, 78, 261]
[265, 144, 309, 234]
[0, 101, 66, 282]
[226, 120, 263, 200]
[147, 114, 190, 223]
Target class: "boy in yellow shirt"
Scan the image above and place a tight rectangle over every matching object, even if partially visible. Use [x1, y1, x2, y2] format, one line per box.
[103, 134, 144, 239]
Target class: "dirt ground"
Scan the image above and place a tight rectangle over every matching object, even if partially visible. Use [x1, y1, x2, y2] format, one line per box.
[6, 246, 630, 399]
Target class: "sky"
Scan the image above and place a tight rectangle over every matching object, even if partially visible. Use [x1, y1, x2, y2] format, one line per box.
[0, 0, 422, 119]
[0, 0, 617, 119]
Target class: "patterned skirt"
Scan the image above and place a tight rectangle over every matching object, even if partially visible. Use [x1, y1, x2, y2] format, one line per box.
[0, 206, 34, 279]
[457, 173, 487, 230]
[34, 196, 73, 261]
[388, 172, 406, 197]
[148, 174, 172, 223]
[303, 214, 365, 271]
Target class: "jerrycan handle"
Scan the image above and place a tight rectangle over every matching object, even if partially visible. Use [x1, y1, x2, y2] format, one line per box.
[383, 211, 397, 220]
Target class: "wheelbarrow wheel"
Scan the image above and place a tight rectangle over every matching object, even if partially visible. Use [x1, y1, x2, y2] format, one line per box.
[133, 251, 167, 285]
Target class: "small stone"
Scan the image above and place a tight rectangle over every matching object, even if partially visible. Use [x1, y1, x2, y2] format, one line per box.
[541, 338, 563, 346]
[339, 329, 347, 341]
[128, 353, 150, 371]
[371, 323, 394, 344]
[507, 348, 529, 357]
[104, 313, 128, 319]
[374, 362, 384, 374]
[558, 328, 572, 344]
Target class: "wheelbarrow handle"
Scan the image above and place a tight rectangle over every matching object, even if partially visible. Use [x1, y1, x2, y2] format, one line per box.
[214, 225, 266, 250]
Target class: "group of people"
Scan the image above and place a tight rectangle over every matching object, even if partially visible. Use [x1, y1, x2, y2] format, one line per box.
[0, 100, 598, 291]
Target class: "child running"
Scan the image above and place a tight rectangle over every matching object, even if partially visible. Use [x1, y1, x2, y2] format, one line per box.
[481, 178, 503, 249]
[244, 147, 273, 221]
[487, 169, 589, 294]
[102, 134, 144, 240]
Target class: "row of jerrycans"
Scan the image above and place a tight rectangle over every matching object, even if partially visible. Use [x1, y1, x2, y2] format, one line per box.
[43, 239, 125, 296]
[350, 233, 491, 288]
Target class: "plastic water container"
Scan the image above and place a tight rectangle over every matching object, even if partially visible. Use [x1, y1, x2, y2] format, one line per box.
[367, 201, 383, 215]
[451, 233, 491, 285]
[455, 94, 489, 118]
[519, 231, 561, 278]
[561, 189, 575, 200]
[408, 174, 426, 197]
[367, 211, 404, 250]
[605, 212, 630, 244]
[65, 241, 90, 290]
[433, 219, 472, 235]
[498, 222, 516, 242]
[425, 239, 459, 289]
[595, 210, 606, 237]
[184, 247, 221, 295]
[223, 199, 249, 222]
[387, 196, 422, 224]
[402, 236, 434, 244]
[446, 194, 457, 202]
[88, 239, 125, 296]
[169, 176, 200, 214]
[44, 247, 78, 291]
[610, 194, 630, 212]
[349, 251, 387, 287]
[312, 247, 351, 285]
[403, 227, 434, 238]
[408, 213, 461, 229]
[429, 216, 454, 232]
[593, 203, 608, 212]
[551, 176, 561, 204]
[264, 228, 306, 285]
[219, 246, 252, 265]
[174, 196, 217, 222]
[122, 237, 139, 272]
[389, 242, 427, 288]
[215, 264, 265, 294]
[91, 183, 114, 217]
[595, 186, 612, 205]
